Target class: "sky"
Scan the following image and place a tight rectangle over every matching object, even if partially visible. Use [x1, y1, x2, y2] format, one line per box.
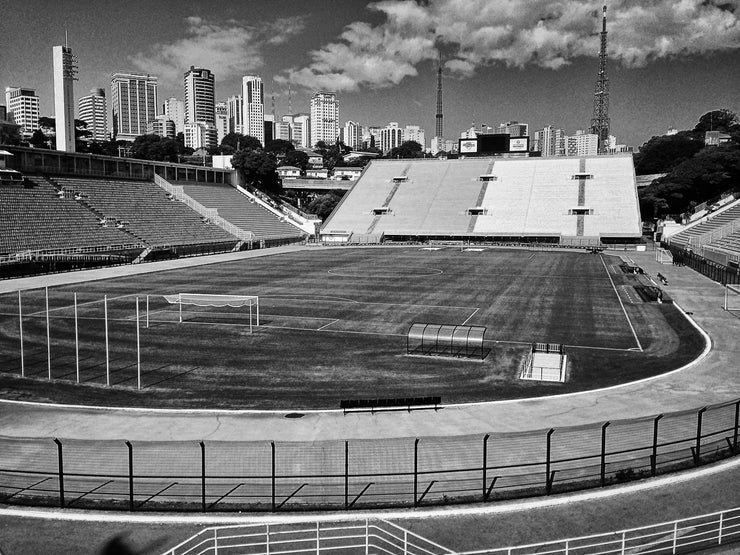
[1, 0, 739, 148]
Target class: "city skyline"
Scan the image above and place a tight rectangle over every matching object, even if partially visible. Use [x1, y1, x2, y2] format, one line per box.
[1, 0, 739, 148]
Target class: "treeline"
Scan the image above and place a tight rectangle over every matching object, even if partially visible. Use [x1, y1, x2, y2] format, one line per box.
[637, 109, 740, 221]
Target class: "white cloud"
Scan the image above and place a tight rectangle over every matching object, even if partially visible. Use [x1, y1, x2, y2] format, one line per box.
[281, 0, 740, 91]
[130, 15, 306, 85]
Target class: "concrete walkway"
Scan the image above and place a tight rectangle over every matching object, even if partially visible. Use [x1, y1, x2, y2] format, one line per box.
[0, 247, 738, 442]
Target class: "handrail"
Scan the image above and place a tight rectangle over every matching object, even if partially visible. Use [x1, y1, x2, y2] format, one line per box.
[154, 174, 255, 241]
[689, 219, 739, 249]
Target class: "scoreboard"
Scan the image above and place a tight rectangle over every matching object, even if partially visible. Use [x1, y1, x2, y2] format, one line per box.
[458, 134, 530, 155]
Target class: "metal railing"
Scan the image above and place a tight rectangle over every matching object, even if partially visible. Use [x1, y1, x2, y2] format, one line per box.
[0, 399, 738, 513]
[688, 220, 739, 250]
[154, 174, 255, 242]
[162, 507, 740, 555]
[163, 519, 453, 555]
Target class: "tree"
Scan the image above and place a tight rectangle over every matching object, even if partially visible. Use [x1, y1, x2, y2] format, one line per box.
[129, 134, 187, 162]
[220, 132, 261, 153]
[306, 192, 344, 220]
[0, 123, 21, 145]
[264, 139, 295, 156]
[231, 149, 281, 195]
[694, 109, 740, 134]
[633, 133, 703, 175]
[29, 129, 50, 149]
[283, 150, 309, 172]
[388, 140, 423, 159]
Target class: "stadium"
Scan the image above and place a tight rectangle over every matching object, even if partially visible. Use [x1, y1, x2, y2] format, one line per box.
[1, 147, 740, 553]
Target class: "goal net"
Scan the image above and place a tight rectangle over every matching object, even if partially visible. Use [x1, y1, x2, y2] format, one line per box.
[159, 293, 260, 331]
[724, 284, 740, 316]
[655, 248, 673, 265]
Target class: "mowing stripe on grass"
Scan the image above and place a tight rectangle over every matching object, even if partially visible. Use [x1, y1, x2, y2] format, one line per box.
[599, 255, 643, 352]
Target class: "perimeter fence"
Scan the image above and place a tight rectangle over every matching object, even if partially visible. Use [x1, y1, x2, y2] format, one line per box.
[1, 398, 738, 513]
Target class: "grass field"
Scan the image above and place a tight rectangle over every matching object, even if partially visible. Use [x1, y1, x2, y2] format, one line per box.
[0, 247, 705, 409]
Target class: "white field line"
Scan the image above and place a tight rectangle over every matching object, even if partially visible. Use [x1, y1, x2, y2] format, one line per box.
[599, 255, 643, 352]
[316, 318, 340, 331]
[460, 308, 479, 326]
[262, 296, 479, 311]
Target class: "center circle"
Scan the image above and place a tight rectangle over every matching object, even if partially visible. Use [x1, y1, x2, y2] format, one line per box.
[327, 266, 444, 278]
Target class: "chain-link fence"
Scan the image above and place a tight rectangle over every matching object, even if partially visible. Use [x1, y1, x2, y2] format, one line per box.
[1, 397, 738, 512]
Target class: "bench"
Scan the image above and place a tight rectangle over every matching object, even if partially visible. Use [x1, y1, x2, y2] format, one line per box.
[340, 396, 441, 414]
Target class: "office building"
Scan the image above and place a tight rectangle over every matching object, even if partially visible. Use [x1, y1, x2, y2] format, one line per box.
[215, 101, 228, 145]
[263, 114, 274, 144]
[343, 120, 362, 150]
[162, 97, 185, 134]
[242, 75, 264, 145]
[293, 114, 310, 148]
[380, 122, 403, 153]
[78, 88, 108, 142]
[4, 87, 40, 138]
[184, 121, 216, 151]
[111, 72, 158, 141]
[184, 67, 215, 126]
[497, 121, 529, 137]
[566, 130, 599, 156]
[403, 125, 425, 148]
[146, 115, 175, 139]
[534, 125, 566, 157]
[310, 92, 339, 146]
[227, 95, 243, 134]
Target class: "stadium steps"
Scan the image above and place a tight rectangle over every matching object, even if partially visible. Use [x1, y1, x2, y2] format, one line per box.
[51, 177, 238, 248]
[666, 200, 740, 250]
[0, 178, 142, 255]
[174, 181, 305, 241]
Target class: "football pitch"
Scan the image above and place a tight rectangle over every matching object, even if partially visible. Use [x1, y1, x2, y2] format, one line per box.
[0, 247, 705, 409]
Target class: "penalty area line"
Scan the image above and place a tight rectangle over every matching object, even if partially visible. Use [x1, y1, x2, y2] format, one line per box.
[599, 255, 643, 352]
[460, 308, 479, 326]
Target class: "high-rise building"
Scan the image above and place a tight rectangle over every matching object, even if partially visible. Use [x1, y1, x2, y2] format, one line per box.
[566, 130, 599, 156]
[78, 88, 108, 142]
[293, 114, 310, 148]
[226, 95, 243, 134]
[146, 115, 175, 139]
[215, 101, 228, 145]
[343, 120, 361, 150]
[534, 125, 566, 157]
[310, 92, 339, 147]
[380, 122, 403, 153]
[184, 67, 215, 126]
[497, 121, 529, 137]
[403, 125, 425, 148]
[162, 97, 185, 134]
[52, 44, 78, 152]
[363, 126, 380, 150]
[5, 87, 40, 138]
[110, 72, 158, 141]
[263, 114, 274, 144]
[184, 122, 216, 151]
[276, 116, 292, 142]
[242, 75, 264, 145]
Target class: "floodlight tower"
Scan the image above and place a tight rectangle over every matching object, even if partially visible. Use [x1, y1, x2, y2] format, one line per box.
[589, 5, 610, 154]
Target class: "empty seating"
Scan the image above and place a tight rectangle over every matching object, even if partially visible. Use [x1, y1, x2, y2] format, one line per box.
[667, 200, 740, 250]
[173, 181, 304, 240]
[323, 155, 642, 242]
[0, 179, 139, 255]
[52, 177, 237, 248]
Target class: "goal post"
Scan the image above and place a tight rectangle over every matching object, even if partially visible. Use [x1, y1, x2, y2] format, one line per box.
[723, 284, 740, 313]
[162, 293, 260, 331]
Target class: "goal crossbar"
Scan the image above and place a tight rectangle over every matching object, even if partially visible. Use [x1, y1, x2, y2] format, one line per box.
[162, 293, 259, 330]
[724, 284, 740, 312]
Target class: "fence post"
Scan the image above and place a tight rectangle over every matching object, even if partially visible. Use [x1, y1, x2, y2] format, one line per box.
[719, 511, 724, 545]
[413, 438, 419, 507]
[652, 414, 663, 476]
[365, 519, 370, 555]
[600, 421, 610, 487]
[344, 440, 349, 510]
[271, 441, 276, 512]
[695, 407, 707, 465]
[126, 440, 134, 511]
[18, 290, 24, 377]
[545, 429, 554, 494]
[482, 434, 489, 501]
[200, 441, 206, 512]
[734, 401, 739, 453]
[53, 438, 64, 508]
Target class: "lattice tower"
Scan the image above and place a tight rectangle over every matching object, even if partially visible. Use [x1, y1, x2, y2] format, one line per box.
[435, 51, 443, 140]
[589, 5, 610, 154]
